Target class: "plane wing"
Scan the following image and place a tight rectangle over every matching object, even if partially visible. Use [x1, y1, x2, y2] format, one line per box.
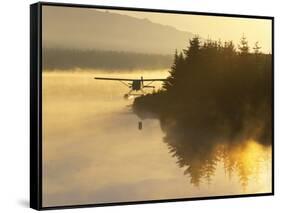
[95, 77, 167, 81]
[95, 77, 135, 81]
[141, 79, 167, 81]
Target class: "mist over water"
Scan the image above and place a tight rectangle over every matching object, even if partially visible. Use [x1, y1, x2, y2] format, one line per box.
[42, 70, 271, 207]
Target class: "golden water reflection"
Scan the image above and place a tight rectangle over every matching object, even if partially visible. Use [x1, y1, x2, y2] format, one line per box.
[166, 138, 271, 190]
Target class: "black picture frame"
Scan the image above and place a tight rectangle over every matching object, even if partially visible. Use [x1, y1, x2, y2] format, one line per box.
[30, 1, 274, 210]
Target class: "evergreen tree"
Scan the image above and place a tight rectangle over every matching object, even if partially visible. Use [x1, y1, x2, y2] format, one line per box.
[238, 34, 249, 54]
[163, 49, 178, 90]
[223, 41, 236, 56]
[253, 41, 261, 54]
[183, 36, 201, 59]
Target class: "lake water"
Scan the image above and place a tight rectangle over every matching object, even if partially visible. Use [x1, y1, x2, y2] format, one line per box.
[42, 70, 272, 207]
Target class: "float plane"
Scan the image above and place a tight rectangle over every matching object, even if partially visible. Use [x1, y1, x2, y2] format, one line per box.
[95, 76, 166, 99]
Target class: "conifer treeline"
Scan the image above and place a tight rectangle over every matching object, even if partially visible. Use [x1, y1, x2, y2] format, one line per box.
[133, 36, 272, 146]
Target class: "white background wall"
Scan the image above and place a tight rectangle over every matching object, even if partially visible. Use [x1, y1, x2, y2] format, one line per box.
[0, 0, 279, 212]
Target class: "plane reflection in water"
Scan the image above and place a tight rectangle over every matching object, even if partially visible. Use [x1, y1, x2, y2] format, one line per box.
[95, 76, 167, 99]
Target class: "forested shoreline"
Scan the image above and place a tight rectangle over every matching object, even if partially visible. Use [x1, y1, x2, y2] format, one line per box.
[133, 36, 272, 146]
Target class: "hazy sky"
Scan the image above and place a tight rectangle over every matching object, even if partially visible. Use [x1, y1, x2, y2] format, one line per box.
[103, 9, 272, 53]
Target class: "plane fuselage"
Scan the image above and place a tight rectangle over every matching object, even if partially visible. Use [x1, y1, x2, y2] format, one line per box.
[132, 80, 142, 91]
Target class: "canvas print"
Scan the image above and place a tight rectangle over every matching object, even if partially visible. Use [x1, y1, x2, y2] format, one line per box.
[41, 4, 273, 208]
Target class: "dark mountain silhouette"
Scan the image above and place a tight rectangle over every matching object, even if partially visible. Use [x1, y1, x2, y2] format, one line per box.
[42, 6, 195, 54]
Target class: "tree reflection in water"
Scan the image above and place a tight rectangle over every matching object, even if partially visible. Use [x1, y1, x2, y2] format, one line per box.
[161, 120, 271, 189]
